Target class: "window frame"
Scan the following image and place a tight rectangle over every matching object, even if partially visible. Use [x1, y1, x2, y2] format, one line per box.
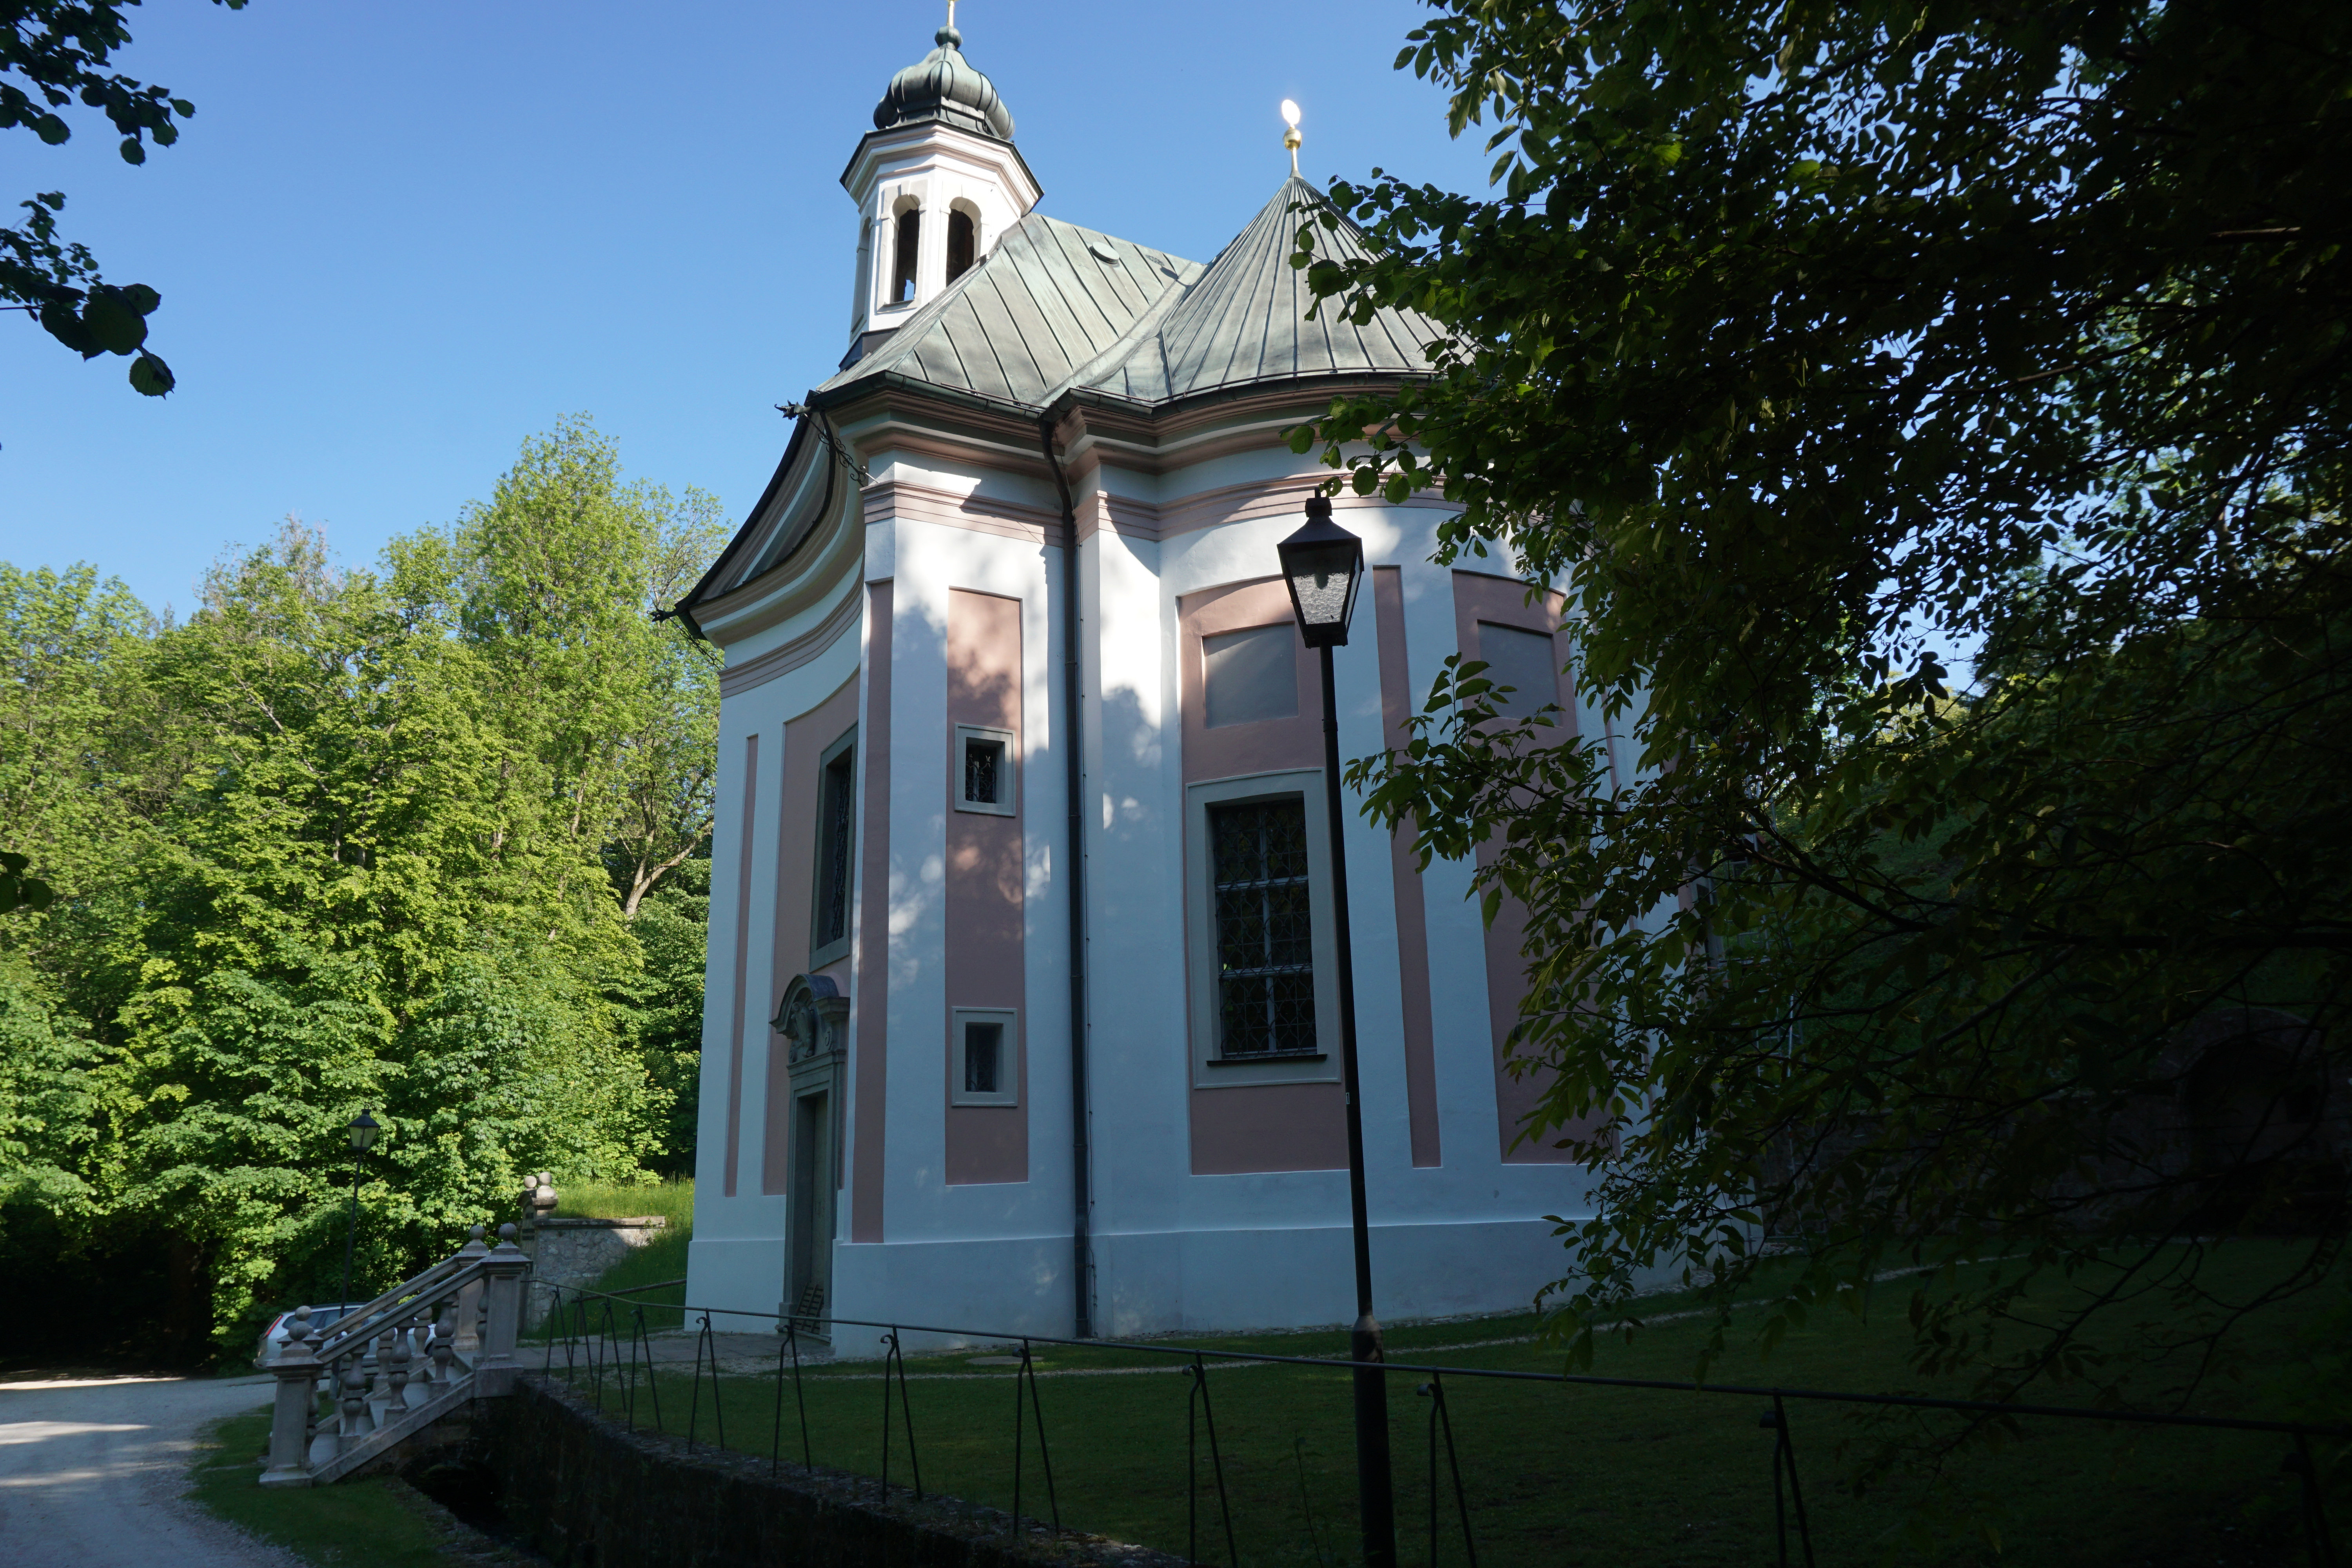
[949, 1006, 1020, 1107]
[809, 726, 858, 969]
[952, 722, 1018, 817]
[1184, 768, 1343, 1089]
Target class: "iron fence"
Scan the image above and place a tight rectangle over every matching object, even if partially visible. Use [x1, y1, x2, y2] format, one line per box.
[533, 1281, 2347, 1568]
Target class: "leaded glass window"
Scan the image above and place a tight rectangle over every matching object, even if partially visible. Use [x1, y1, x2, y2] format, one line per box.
[964, 736, 999, 804]
[964, 1021, 1002, 1094]
[813, 742, 856, 956]
[1210, 797, 1317, 1056]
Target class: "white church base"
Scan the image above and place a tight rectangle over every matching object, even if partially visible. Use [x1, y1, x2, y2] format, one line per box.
[687, 1219, 1585, 1357]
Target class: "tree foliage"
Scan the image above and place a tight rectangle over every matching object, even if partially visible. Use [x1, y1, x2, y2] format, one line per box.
[1295, 0, 2351, 1414]
[3, 1, 249, 398]
[0, 418, 722, 1354]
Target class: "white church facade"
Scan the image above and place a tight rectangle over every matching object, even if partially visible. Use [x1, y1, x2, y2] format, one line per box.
[673, 19, 1613, 1344]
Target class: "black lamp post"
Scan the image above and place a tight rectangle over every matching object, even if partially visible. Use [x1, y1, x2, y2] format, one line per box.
[338, 1109, 380, 1310]
[1276, 495, 1396, 1568]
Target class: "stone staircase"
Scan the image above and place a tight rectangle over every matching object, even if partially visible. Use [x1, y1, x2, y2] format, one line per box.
[260, 1223, 530, 1487]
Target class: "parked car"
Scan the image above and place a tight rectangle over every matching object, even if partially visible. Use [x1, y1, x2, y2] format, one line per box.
[256, 1300, 451, 1369]
[253, 1304, 363, 1368]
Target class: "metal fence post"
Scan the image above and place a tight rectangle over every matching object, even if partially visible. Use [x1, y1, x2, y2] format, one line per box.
[2294, 1434, 2341, 1568]
[1762, 1394, 1817, 1568]
[1419, 1377, 1477, 1567]
[1186, 1356, 1238, 1568]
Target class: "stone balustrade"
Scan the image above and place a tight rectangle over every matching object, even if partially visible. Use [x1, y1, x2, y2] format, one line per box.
[261, 1221, 532, 1488]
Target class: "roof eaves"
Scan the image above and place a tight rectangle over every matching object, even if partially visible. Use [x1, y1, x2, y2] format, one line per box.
[673, 412, 815, 630]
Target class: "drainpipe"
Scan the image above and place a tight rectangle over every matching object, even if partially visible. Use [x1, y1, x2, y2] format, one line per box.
[1039, 410, 1094, 1338]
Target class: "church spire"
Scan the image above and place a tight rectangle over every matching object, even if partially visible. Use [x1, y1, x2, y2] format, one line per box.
[840, 2, 1041, 361]
[873, 2, 1013, 141]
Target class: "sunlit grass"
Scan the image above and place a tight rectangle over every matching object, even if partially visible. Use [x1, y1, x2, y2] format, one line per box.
[529, 1176, 693, 1336]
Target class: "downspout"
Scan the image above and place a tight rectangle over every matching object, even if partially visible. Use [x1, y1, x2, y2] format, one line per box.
[1038, 409, 1094, 1339]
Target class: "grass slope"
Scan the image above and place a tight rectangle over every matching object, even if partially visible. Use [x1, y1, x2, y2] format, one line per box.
[539, 1177, 693, 1333]
[542, 1245, 2346, 1568]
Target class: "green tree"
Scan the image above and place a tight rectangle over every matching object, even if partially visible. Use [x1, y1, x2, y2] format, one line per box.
[3, 1, 249, 397]
[1294, 0, 2350, 1417]
[0, 419, 724, 1354]
[387, 415, 726, 917]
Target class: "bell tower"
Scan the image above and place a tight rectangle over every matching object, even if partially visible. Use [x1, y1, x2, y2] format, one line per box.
[840, 4, 1042, 366]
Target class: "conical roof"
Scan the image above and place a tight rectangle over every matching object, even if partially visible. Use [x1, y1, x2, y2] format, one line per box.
[874, 24, 1014, 141]
[1074, 176, 1448, 406]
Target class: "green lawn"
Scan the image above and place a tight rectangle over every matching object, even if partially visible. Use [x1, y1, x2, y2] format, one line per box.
[187, 1410, 461, 1568]
[540, 1245, 2347, 1568]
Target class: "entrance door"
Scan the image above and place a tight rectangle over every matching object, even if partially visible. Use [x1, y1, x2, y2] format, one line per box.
[786, 1085, 835, 1336]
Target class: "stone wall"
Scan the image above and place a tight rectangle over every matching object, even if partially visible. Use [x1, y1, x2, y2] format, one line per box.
[521, 1217, 667, 1328]
[459, 1376, 1178, 1568]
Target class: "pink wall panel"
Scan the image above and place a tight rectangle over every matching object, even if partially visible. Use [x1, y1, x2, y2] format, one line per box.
[762, 677, 860, 1197]
[1448, 572, 1585, 1164]
[1372, 568, 1443, 1168]
[944, 588, 1028, 1185]
[1177, 577, 1347, 1175]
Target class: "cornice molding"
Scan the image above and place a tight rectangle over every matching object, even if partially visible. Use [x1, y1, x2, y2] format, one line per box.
[839, 121, 1042, 212]
[864, 478, 1058, 544]
[693, 483, 864, 647]
[717, 580, 864, 699]
[1074, 476, 1458, 546]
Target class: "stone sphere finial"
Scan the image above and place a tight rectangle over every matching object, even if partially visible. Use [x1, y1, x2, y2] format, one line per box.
[498, 1221, 518, 1243]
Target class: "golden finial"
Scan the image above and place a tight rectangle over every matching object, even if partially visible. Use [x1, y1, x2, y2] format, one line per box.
[1281, 99, 1302, 178]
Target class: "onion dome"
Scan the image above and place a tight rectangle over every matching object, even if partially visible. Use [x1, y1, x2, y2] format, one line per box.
[873, 24, 1015, 142]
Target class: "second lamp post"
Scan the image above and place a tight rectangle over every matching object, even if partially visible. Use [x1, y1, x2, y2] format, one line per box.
[1276, 495, 1397, 1568]
[338, 1109, 380, 1311]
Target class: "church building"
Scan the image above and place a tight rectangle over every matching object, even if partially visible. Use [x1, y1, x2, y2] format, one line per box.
[672, 16, 1609, 1343]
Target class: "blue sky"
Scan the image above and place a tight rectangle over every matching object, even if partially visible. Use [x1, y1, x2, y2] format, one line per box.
[0, 0, 1496, 618]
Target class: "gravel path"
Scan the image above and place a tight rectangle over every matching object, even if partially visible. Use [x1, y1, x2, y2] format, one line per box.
[0, 1371, 299, 1568]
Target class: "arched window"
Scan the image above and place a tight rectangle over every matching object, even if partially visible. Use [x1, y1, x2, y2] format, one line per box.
[946, 209, 976, 283]
[892, 207, 921, 303]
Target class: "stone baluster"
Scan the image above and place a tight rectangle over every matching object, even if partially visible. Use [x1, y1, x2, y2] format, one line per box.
[430, 1299, 459, 1385]
[410, 1305, 440, 1392]
[337, 1351, 375, 1445]
[454, 1224, 488, 1360]
[261, 1308, 322, 1487]
[370, 1327, 396, 1418]
[385, 1318, 413, 1412]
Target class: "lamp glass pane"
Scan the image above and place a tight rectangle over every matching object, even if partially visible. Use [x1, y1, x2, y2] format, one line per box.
[1285, 542, 1358, 628]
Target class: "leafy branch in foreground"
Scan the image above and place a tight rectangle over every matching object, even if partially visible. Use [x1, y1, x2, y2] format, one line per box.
[1306, 0, 2351, 1429]
[2, 0, 252, 398]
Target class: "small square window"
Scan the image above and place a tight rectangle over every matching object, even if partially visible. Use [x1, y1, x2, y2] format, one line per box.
[953, 724, 1016, 816]
[950, 1008, 1018, 1106]
[964, 1022, 1002, 1093]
